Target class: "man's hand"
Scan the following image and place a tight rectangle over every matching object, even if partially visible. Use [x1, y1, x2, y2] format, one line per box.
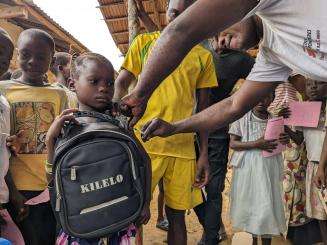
[314, 166, 327, 189]
[6, 130, 24, 156]
[194, 153, 210, 188]
[120, 93, 148, 128]
[140, 118, 176, 141]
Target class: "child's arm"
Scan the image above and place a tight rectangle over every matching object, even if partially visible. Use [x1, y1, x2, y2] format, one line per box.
[131, 131, 151, 226]
[5, 172, 29, 222]
[45, 109, 78, 183]
[230, 134, 278, 153]
[315, 134, 327, 188]
[194, 88, 210, 188]
[277, 107, 304, 145]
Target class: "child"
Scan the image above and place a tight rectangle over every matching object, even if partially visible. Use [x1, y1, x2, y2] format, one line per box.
[50, 52, 78, 108]
[229, 94, 287, 245]
[298, 79, 327, 243]
[270, 80, 322, 245]
[0, 28, 68, 245]
[0, 27, 25, 245]
[45, 52, 151, 244]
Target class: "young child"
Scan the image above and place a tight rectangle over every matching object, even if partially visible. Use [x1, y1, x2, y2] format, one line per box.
[299, 79, 327, 243]
[50, 52, 78, 108]
[229, 94, 287, 245]
[0, 28, 68, 245]
[46, 52, 151, 244]
[0, 27, 25, 245]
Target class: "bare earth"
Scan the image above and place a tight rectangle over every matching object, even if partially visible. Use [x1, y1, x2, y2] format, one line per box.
[143, 169, 289, 245]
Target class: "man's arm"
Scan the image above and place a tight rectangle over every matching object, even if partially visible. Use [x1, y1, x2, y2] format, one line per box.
[113, 69, 137, 102]
[131, 0, 258, 100]
[141, 81, 278, 140]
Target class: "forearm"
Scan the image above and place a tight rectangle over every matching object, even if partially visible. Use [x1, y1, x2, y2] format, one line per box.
[230, 139, 259, 151]
[114, 70, 136, 102]
[171, 81, 277, 134]
[319, 134, 327, 169]
[196, 89, 209, 157]
[5, 171, 21, 200]
[134, 0, 258, 99]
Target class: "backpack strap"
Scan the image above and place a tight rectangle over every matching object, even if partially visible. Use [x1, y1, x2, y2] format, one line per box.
[73, 111, 123, 128]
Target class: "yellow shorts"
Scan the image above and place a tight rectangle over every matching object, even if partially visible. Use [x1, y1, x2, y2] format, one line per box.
[150, 154, 203, 210]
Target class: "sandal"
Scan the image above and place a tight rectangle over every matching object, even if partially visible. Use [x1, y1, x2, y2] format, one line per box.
[156, 219, 169, 231]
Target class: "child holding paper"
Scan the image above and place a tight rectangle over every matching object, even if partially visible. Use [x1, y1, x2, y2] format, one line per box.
[279, 79, 327, 243]
[229, 94, 287, 245]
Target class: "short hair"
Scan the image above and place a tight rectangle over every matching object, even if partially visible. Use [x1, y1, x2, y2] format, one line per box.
[50, 52, 72, 75]
[71, 52, 113, 79]
[0, 27, 14, 49]
[17, 28, 55, 53]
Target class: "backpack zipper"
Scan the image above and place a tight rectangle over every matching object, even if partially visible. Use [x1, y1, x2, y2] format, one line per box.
[80, 196, 128, 214]
[71, 166, 77, 181]
[55, 164, 61, 212]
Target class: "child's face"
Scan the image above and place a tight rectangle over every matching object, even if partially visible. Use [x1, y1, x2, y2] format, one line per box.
[17, 36, 53, 82]
[305, 79, 327, 101]
[73, 59, 114, 111]
[0, 36, 13, 77]
[255, 94, 274, 112]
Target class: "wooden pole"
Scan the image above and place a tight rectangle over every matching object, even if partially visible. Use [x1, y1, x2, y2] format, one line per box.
[127, 0, 141, 45]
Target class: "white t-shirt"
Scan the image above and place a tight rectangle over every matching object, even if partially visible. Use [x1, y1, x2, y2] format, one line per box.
[246, 0, 327, 82]
[0, 95, 10, 203]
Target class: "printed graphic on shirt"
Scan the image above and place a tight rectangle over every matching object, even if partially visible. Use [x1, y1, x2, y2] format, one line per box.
[303, 29, 326, 61]
[11, 102, 55, 154]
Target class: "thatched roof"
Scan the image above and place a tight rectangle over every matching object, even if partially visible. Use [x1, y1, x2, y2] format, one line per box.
[98, 0, 168, 54]
[0, 0, 89, 53]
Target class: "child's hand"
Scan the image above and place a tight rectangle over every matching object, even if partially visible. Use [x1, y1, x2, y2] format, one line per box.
[279, 133, 290, 145]
[6, 130, 24, 156]
[314, 166, 327, 189]
[137, 204, 151, 226]
[194, 154, 210, 188]
[278, 107, 291, 119]
[11, 192, 29, 222]
[255, 137, 278, 152]
[45, 108, 79, 145]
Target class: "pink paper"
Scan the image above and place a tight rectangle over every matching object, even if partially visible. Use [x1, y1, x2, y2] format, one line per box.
[284, 101, 322, 127]
[263, 117, 286, 157]
[25, 189, 50, 205]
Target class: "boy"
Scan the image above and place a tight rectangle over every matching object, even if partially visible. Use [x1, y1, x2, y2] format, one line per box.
[46, 52, 151, 244]
[114, 0, 217, 244]
[0, 27, 25, 244]
[0, 28, 68, 245]
[50, 52, 78, 108]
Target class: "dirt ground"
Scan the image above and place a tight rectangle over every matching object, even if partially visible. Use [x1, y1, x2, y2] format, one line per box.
[142, 169, 289, 245]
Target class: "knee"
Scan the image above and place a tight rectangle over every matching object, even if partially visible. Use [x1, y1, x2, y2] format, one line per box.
[165, 206, 185, 224]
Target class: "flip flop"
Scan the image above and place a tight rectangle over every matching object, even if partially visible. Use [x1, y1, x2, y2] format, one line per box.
[156, 219, 169, 231]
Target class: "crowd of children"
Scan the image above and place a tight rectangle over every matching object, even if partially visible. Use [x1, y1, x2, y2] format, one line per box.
[0, 1, 327, 245]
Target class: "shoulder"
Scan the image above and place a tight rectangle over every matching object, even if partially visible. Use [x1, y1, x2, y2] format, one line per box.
[133, 31, 160, 46]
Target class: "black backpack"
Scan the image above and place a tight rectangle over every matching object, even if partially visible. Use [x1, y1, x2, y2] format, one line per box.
[49, 111, 147, 239]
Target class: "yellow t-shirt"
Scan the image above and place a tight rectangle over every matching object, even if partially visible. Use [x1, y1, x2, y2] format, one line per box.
[0, 80, 68, 191]
[121, 32, 218, 159]
[54, 83, 78, 109]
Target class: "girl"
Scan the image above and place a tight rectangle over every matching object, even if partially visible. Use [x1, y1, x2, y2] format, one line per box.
[229, 94, 286, 245]
[277, 79, 327, 244]
[45, 53, 151, 245]
[270, 79, 322, 245]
